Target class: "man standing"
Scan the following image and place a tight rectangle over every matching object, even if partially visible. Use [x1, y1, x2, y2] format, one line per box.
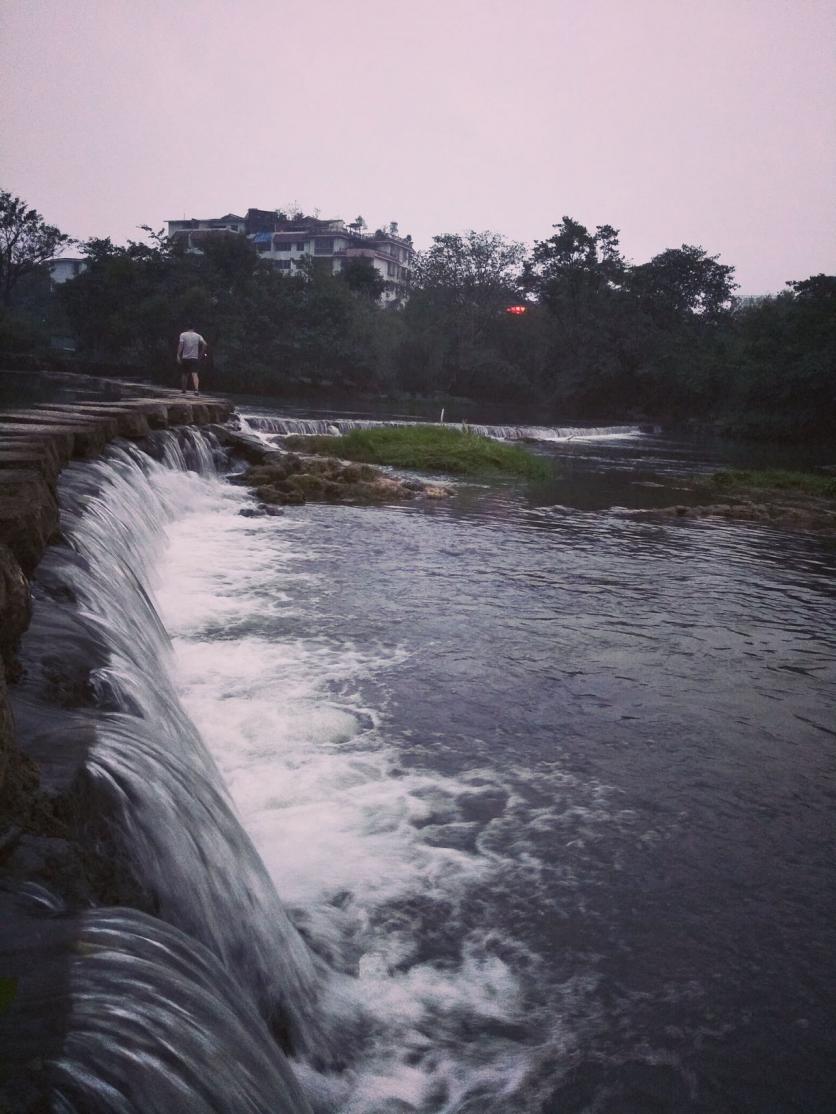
[177, 326, 207, 395]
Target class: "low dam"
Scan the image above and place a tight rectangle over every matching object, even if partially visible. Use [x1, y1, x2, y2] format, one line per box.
[0, 378, 317, 1112]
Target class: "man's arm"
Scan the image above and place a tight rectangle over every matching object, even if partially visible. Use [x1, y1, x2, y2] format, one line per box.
[199, 336, 208, 358]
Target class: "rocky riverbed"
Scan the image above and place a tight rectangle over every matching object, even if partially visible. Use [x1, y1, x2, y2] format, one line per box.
[629, 486, 836, 532]
[232, 450, 450, 510]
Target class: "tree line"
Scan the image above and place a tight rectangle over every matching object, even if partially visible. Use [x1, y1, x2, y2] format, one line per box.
[1, 189, 834, 441]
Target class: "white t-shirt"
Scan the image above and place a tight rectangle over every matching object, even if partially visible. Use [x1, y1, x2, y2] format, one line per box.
[179, 330, 205, 360]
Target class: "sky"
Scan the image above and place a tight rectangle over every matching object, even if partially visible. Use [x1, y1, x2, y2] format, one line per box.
[2, 0, 834, 293]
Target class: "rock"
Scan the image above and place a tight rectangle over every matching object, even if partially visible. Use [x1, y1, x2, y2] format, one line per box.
[629, 499, 836, 532]
[340, 463, 379, 483]
[37, 403, 151, 439]
[224, 429, 277, 464]
[239, 504, 285, 518]
[0, 544, 30, 678]
[0, 667, 39, 827]
[0, 423, 75, 463]
[2, 409, 121, 442]
[0, 669, 13, 797]
[0, 414, 110, 458]
[256, 484, 306, 506]
[0, 446, 61, 485]
[0, 474, 60, 573]
[239, 453, 440, 507]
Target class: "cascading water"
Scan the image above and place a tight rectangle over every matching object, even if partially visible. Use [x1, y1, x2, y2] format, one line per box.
[240, 414, 647, 443]
[2, 895, 313, 1114]
[6, 428, 326, 1108]
[6, 414, 834, 1112]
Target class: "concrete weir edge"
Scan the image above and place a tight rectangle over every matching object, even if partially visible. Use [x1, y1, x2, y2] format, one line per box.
[0, 375, 234, 869]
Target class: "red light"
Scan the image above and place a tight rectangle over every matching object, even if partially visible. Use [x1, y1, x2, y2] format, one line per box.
[505, 305, 527, 315]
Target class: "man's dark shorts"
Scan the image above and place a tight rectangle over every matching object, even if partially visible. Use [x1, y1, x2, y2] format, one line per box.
[181, 357, 200, 376]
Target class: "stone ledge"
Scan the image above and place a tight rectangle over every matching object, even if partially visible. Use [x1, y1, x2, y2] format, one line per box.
[0, 378, 235, 804]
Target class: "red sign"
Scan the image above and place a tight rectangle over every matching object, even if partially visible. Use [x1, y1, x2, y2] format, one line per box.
[505, 305, 527, 315]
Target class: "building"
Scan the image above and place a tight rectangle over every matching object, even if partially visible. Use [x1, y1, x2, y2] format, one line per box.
[167, 208, 413, 304]
[49, 257, 87, 284]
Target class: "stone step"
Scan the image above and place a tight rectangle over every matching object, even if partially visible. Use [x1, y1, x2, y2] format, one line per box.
[0, 425, 76, 463]
[0, 448, 62, 485]
[0, 420, 107, 460]
[77, 400, 173, 428]
[0, 410, 121, 443]
[32, 404, 151, 439]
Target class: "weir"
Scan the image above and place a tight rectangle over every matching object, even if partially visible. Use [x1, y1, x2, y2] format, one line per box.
[0, 382, 318, 1112]
[242, 414, 646, 443]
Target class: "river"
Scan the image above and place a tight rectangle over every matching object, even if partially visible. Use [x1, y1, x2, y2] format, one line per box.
[8, 405, 836, 1112]
[154, 413, 836, 1111]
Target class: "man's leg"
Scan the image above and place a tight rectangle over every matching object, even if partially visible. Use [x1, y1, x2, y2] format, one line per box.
[191, 370, 200, 395]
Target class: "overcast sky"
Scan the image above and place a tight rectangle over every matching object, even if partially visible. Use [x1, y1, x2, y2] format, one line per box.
[2, 0, 834, 293]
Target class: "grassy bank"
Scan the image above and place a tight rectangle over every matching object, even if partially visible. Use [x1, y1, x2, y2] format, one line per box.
[705, 469, 836, 499]
[283, 425, 552, 479]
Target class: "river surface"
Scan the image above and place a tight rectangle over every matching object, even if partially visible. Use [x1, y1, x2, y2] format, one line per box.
[145, 414, 836, 1112]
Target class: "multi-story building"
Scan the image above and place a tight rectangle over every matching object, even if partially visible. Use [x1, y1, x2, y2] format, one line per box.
[167, 208, 413, 304]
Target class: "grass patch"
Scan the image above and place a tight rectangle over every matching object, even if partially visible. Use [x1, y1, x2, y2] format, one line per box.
[706, 469, 836, 499]
[283, 425, 551, 479]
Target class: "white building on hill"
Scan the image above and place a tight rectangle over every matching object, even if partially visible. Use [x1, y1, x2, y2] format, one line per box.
[166, 208, 413, 304]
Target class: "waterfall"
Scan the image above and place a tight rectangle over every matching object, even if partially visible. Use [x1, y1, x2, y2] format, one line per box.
[2, 898, 313, 1114]
[8, 428, 325, 1108]
[241, 414, 648, 443]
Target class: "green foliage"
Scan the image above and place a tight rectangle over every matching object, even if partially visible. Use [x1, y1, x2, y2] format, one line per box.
[0, 189, 70, 306]
[339, 257, 385, 300]
[524, 217, 626, 308]
[630, 245, 737, 320]
[707, 469, 836, 499]
[403, 231, 528, 398]
[4, 189, 826, 443]
[284, 425, 552, 478]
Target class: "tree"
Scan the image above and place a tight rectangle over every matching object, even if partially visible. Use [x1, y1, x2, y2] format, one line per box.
[523, 217, 626, 310]
[787, 273, 836, 306]
[414, 231, 523, 296]
[403, 231, 528, 396]
[629, 245, 737, 320]
[339, 256, 385, 300]
[0, 190, 71, 305]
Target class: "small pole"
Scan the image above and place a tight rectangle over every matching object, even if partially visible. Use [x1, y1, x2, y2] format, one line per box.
[440, 408, 445, 423]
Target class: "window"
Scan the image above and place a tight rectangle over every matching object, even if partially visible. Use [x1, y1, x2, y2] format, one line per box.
[296, 242, 307, 251]
[276, 242, 291, 252]
[387, 262, 396, 277]
[275, 259, 292, 270]
[314, 238, 334, 255]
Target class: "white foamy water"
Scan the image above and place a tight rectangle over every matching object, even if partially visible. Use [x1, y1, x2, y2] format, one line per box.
[151, 475, 544, 1110]
[239, 413, 647, 445]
